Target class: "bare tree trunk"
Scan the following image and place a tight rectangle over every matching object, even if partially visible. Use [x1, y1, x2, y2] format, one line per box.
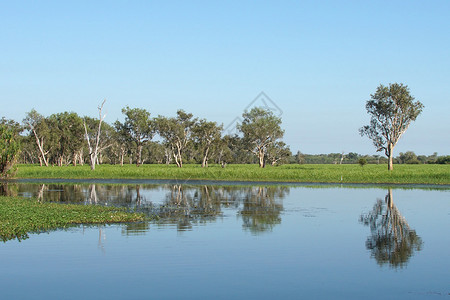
[84, 100, 106, 171]
[259, 149, 265, 168]
[165, 148, 172, 165]
[387, 143, 394, 171]
[175, 143, 183, 168]
[202, 147, 210, 168]
[136, 144, 142, 167]
[33, 130, 49, 167]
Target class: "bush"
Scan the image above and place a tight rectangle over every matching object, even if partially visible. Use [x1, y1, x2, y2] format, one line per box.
[358, 158, 367, 167]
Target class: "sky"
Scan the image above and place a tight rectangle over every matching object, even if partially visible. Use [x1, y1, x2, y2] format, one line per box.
[1, 1, 449, 155]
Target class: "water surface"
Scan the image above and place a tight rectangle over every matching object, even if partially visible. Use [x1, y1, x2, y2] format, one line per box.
[1, 181, 449, 299]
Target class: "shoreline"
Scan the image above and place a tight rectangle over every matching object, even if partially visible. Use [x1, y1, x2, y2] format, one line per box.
[4, 178, 450, 190]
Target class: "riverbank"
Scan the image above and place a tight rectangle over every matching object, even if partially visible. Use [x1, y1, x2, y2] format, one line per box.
[14, 164, 450, 185]
[0, 196, 146, 242]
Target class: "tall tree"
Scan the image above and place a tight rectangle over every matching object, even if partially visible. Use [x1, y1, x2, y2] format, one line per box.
[238, 107, 284, 168]
[83, 100, 108, 170]
[192, 119, 223, 167]
[115, 106, 153, 166]
[47, 112, 84, 166]
[23, 110, 51, 166]
[155, 110, 197, 168]
[360, 83, 424, 170]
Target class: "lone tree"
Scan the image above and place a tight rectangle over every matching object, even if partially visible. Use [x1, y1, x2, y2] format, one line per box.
[238, 107, 284, 168]
[360, 83, 423, 171]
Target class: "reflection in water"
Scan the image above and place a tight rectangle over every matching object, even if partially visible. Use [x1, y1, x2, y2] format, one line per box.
[0, 182, 18, 197]
[1, 182, 288, 235]
[240, 187, 285, 234]
[360, 189, 423, 268]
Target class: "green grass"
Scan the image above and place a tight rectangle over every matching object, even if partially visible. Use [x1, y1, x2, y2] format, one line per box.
[0, 196, 146, 242]
[14, 163, 450, 185]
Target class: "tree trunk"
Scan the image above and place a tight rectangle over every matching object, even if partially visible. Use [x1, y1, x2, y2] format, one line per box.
[33, 130, 49, 167]
[136, 144, 142, 167]
[387, 142, 394, 171]
[258, 149, 265, 168]
[175, 144, 183, 168]
[202, 147, 209, 168]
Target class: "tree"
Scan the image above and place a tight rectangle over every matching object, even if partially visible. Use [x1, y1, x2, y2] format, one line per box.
[360, 83, 424, 170]
[238, 107, 284, 168]
[398, 151, 419, 164]
[155, 110, 197, 168]
[192, 119, 223, 167]
[23, 110, 51, 166]
[83, 100, 108, 170]
[266, 141, 291, 166]
[46, 112, 85, 166]
[0, 121, 21, 178]
[115, 106, 154, 166]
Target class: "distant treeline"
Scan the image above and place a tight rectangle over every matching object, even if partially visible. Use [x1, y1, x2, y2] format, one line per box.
[293, 151, 450, 165]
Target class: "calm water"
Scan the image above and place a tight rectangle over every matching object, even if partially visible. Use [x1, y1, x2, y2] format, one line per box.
[1, 180, 449, 299]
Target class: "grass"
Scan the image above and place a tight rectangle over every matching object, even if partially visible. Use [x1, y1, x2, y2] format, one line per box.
[0, 196, 146, 242]
[14, 163, 450, 185]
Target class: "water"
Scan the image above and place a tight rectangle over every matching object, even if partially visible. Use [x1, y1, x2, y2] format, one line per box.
[1, 181, 449, 299]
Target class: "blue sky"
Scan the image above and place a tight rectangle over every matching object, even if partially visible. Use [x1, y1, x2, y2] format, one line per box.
[1, 1, 449, 155]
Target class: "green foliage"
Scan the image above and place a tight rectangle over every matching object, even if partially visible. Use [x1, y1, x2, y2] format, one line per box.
[360, 83, 424, 170]
[436, 155, 450, 164]
[192, 119, 222, 167]
[154, 110, 197, 167]
[358, 158, 367, 167]
[238, 107, 285, 168]
[0, 196, 146, 242]
[398, 151, 420, 164]
[115, 106, 154, 166]
[47, 112, 85, 166]
[0, 123, 21, 178]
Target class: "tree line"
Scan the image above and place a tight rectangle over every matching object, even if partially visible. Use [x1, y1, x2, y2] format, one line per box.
[0, 104, 292, 176]
[1, 82, 449, 177]
[293, 151, 449, 165]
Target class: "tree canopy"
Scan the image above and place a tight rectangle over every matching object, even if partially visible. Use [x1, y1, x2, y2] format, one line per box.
[360, 83, 424, 170]
[238, 107, 285, 168]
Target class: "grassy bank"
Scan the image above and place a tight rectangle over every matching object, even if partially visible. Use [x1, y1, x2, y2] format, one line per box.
[0, 196, 146, 242]
[14, 164, 450, 185]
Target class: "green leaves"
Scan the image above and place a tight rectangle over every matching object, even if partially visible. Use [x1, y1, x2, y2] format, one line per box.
[0, 123, 21, 178]
[360, 83, 424, 170]
[238, 107, 285, 167]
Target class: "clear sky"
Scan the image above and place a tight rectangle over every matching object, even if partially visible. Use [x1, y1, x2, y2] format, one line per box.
[1, 1, 449, 155]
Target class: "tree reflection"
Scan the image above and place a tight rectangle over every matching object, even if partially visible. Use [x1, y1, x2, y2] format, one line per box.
[156, 185, 223, 231]
[360, 189, 423, 268]
[0, 182, 18, 197]
[239, 186, 285, 235]
[2, 182, 288, 235]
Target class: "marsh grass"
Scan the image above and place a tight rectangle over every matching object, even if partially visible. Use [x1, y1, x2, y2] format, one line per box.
[0, 196, 146, 242]
[14, 164, 450, 184]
